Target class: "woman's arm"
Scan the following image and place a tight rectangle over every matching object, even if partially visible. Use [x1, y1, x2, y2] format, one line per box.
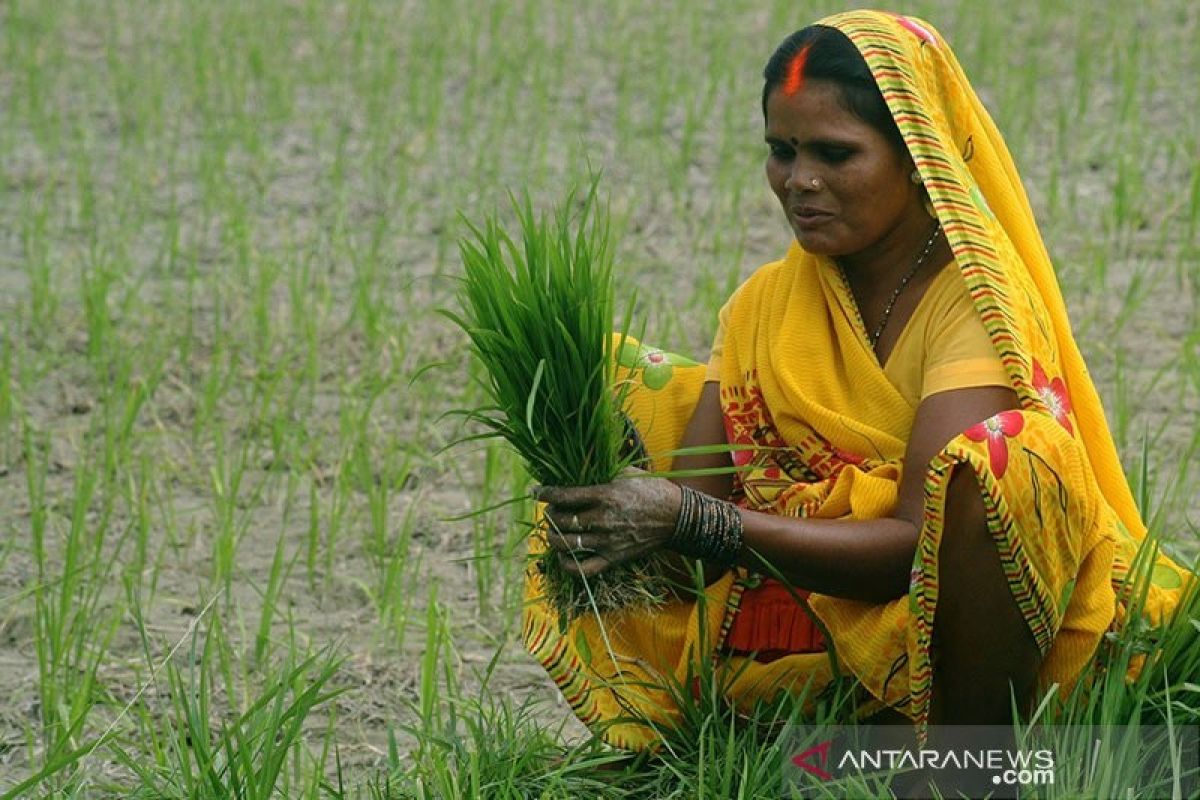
[538, 385, 1019, 604]
[657, 380, 733, 588]
[671, 381, 734, 500]
[734, 386, 1019, 602]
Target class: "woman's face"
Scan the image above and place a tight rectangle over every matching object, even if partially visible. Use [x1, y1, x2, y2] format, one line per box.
[764, 80, 924, 265]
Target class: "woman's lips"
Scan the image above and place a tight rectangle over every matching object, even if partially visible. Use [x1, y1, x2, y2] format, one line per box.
[790, 206, 834, 228]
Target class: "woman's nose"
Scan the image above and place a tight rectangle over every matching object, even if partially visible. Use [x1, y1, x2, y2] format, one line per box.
[785, 162, 821, 192]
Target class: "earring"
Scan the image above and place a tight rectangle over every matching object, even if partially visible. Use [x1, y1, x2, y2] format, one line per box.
[911, 168, 935, 218]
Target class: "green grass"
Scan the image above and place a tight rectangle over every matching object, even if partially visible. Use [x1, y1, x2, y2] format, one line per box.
[0, 0, 1197, 796]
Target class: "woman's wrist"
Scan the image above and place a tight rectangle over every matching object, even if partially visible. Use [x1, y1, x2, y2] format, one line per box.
[666, 485, 744, 567]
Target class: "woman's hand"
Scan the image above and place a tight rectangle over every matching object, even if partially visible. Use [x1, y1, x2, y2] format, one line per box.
[533, 468, 682, 577]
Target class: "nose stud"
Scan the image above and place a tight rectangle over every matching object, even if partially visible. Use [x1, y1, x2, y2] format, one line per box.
[789, 174, 823, 191]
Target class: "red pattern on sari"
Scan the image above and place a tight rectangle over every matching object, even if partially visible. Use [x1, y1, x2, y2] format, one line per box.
[724, 579, 826, 662]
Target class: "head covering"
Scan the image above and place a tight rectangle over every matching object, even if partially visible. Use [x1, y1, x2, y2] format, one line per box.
[824, 10, 1144, 538]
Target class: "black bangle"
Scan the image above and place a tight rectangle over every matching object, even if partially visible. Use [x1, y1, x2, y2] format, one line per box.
[668, 486, 743, 568]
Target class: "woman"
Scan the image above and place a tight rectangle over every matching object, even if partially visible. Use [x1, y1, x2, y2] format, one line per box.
[522, 10, 1193, 752]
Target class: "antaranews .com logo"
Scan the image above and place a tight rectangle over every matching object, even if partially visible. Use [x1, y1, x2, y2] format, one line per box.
[781, 723, 1197, 798]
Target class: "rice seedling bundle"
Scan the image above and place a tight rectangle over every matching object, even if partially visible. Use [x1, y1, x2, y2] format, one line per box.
[447, 184, 669, 620]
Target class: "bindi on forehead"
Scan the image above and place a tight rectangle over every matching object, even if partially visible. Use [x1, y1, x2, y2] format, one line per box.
[782, 44, 811, 96]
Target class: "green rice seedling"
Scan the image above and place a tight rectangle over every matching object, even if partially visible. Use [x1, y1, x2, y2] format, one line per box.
[253, 379, 305, 477]
[193, 327, 237, 445]
[363, 447, 396, 560]
[469, 441, 507, 620]
[20, 193, 57, 338]
[253, 526, 296, 668]
[2, 586, 222, 797]
[80, 257, 117, 369]
[0, 328, 13, 456]
[250, 254, 281, 364]
[304, 474, 323, 589]
[356, 440, 422, 646]
[392, 597, 637, 799]
[445, 181, 674, 621]
[393, 690, 636, 799]
[122, 452, 156, 602]
[208, 430, 258, 599]
[1187, 155, 1200, 241]
[22, 425, 134, 795]
[314, 458, 354, 596]
[375, 498, 419, 650]
[96, 348, 161, 493]
[417, 581, 448, 743]
[113, 616, 346, 799]
[286, 249, 324, 392]
[349, 218, 391, 360]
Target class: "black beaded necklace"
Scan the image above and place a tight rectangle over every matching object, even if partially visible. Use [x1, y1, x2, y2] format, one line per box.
[842, 222, 943, 350]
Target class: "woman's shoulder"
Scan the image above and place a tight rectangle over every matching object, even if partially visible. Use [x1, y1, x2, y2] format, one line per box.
[726, 252, 794, 309]
[923, 259, 972, 307]
[909, 260, 1010, 400]
[911, 260, 980, 334]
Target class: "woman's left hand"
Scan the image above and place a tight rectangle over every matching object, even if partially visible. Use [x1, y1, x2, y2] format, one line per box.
[533, 468, 682, 577]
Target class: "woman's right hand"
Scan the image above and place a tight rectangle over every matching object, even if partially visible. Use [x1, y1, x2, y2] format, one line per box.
[533, 469, 682, 577]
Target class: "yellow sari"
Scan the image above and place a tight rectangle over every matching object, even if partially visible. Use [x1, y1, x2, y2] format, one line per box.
[521, 10, 1195, 751]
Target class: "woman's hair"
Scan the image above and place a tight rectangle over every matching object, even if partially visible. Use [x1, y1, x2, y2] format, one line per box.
[762, 26, 906, 155]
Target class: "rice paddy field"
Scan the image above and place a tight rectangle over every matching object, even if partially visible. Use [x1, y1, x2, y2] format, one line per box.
[1, 0, 1198, 796]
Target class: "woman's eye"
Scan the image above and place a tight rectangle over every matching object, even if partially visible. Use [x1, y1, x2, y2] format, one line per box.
[769, 144, 794, 160]
[817, 146, 853, 163]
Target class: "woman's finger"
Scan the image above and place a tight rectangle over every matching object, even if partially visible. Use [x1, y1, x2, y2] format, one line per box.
[557, 550, 612, 578]
[532, 484, 609, 509]
[546, 529, 607, 553]
[544, 508, 593, 535]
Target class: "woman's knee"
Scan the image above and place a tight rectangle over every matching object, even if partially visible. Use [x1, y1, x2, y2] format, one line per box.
[941, 464, 989, 547]
[932, 464, 1041, 697]
[936, 465, 1026, 619]
[934, 465, 999, 605]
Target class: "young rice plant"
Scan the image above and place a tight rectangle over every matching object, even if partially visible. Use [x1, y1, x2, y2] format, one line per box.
[446, 184, 671, 622]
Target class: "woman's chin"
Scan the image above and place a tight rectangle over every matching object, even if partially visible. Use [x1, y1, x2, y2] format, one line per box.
[791, 229, 839, 256]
